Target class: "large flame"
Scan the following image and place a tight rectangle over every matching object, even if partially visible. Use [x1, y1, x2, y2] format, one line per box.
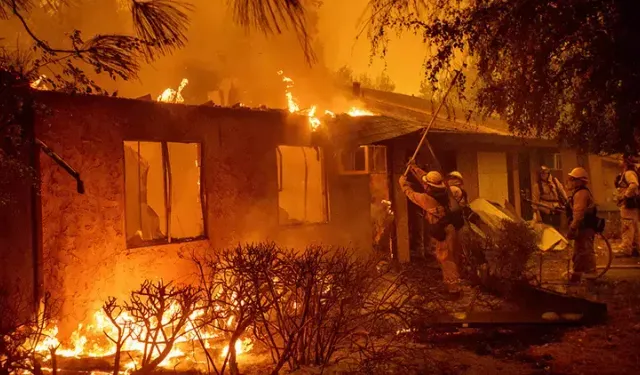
[157, 78, 189, 103]
[30, 300, 251, 371]
[277, 71, 376, 131]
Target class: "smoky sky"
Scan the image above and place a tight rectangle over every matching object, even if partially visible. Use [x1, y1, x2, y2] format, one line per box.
[3, 0, 427, 104]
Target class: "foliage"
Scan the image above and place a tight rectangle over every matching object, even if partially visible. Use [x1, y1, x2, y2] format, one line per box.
[1, 0, 195, 94]
[333, 65, 396, 92]
[365, 0, 640, 154]
[460, 219, 539, 293]
[231, 0, 317, 64]
[192, 242, 439, 374]
[0, 289, 56, 375]
[374, 71, 395, 92]
[334, 65, 354, 86]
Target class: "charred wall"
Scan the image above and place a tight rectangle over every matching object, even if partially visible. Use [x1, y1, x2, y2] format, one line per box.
[0, 116, 39, 317]
[33, 92, 371, 336]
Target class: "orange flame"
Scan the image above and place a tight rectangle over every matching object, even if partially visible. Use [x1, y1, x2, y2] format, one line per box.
[30, 75, 49, 91]
[277, 71, 376, 131]
[157, 78, 189, 103]
[347, 107, 375, 117]
[30, 300, 250, 371]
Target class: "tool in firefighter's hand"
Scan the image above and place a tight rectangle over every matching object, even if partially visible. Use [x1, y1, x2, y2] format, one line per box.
[403, 69, 463, 177]
[520, 190, 564, 214]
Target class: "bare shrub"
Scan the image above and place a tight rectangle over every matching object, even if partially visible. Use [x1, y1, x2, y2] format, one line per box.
[102, 280, 202, 375]
[193, 242, 282, 375]
[253, 246, 378, 371]
[0, 288, 56, 375]
[191, 243, 437, 374]
[102, 297, 133, 375]
[461, 219, 539, 293]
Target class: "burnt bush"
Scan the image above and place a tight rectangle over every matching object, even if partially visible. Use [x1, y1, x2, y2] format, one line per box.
[191, 243, 436, 374]
[101, 280, 203, 375]
[0, 288, 56, 375]
[460, 219, 539, 293]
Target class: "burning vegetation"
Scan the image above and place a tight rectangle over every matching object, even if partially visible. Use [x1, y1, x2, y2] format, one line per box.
[1, 243, 449, 375]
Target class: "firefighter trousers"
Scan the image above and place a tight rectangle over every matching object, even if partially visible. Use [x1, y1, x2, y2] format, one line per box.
[433, 224, 461, 285]
[573, 228, 596, 275]
[621, 210, 640, 255]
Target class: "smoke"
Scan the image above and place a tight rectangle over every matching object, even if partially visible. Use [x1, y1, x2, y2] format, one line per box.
[2, 0, 427, 105]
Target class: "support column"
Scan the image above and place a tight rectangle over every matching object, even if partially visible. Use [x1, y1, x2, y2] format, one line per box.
[390, 145, 411, 263]
[510, 153, 522, 216]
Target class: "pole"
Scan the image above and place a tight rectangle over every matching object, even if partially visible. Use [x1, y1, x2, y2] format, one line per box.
[403, 69, 462, 176]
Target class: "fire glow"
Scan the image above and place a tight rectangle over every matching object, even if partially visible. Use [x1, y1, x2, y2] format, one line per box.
[30, 299, 253, 372]
[157, 78, 189, 103]
[277, 70, 375, 131]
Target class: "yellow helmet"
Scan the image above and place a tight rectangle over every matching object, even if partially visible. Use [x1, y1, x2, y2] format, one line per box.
[421, 171, 445, 188]
[448, 171, 463, 181]
[568, 167, 589, 181]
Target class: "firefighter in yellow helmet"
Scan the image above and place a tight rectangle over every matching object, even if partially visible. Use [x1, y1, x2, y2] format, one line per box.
[399, 163, 463, 294]
[447, 171, 468, 207]
[615, 154, 640, 257]
[565, 167, 597, 282]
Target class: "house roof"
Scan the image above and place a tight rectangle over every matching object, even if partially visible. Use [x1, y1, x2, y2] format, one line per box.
[329, 85, 553, 148]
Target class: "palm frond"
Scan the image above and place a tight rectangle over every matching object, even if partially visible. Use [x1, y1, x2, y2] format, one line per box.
[81, 34, 142, 80]
[0, 45, 36, 78]
[0, 0, 33, 20]
[229, 0, 316, 64]
[132, 0, 193, 60]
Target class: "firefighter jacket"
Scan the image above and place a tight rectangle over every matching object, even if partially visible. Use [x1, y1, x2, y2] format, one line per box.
[568, 186, 596, 232]
[532, 176, 568, 215]
[616, 169, 639, 216]
[448, 181, 468, 207]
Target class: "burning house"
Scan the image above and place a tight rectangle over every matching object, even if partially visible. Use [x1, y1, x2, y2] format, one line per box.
[0, 74, 618, 371]
[0, 84, 379, 337]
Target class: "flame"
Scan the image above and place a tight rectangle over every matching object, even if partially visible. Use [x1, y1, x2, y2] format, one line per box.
[347, 107, 375, 117]
[157, 78, 189, 103]
[277, 71, 376, 131]
[30, 74, 49, 91]
[220, 338, 253, 358]
[29, 299, 248, 371]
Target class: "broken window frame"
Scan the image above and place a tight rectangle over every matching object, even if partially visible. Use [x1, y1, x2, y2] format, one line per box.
[123, 140, 207, 249]
[339, 145, 388, 175]
[276, 145, 330, 226]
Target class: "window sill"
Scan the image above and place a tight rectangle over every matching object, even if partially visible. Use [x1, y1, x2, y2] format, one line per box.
[126, 235, 208, 250]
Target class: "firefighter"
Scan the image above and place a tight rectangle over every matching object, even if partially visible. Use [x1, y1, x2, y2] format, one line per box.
[399, 164, 462, 294]
[532, 165, 568, 228]
[566, 167, 597, 282]
[615, 154, 640, 257]
[448, 171, 468, 207]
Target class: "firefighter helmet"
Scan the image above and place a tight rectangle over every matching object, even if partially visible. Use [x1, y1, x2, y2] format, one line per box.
[568, 167, 589, 181]
[421, 171, 445, 188]
[449, 171, 463, 181]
